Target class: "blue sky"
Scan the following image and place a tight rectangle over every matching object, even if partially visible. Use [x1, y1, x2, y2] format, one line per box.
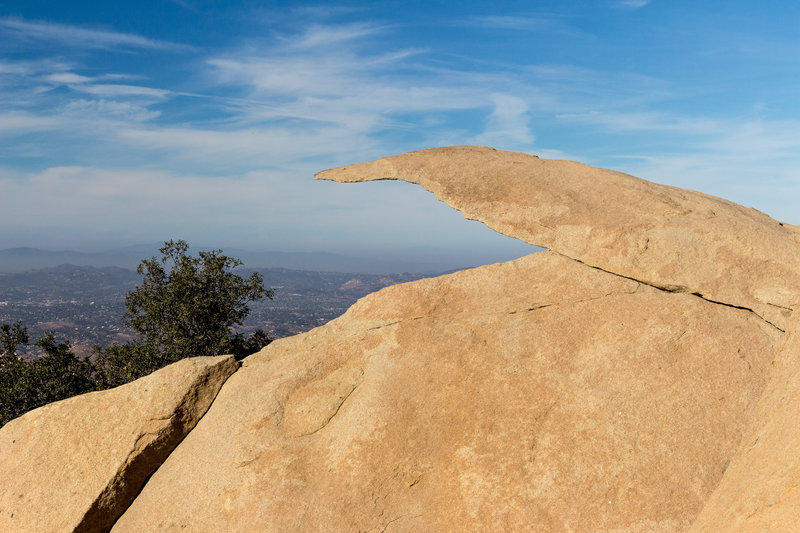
[1, 1, 798, 266]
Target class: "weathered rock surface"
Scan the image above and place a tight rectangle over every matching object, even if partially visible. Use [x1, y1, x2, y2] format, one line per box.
[689, 309, 800, 531]
[6, 147, 800, 531]
[0, 355, 238, 533]
[113, 251, 782, 532]
[317, 146, 800, 331]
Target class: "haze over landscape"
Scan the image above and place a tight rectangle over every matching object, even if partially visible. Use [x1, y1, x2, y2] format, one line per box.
[1, 0, 798, 270]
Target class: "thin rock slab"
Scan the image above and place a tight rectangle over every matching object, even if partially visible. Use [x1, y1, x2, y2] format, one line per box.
[317, 146, 800, 330]
[0, 354, 238, 533]
[112, 253, 780, 532]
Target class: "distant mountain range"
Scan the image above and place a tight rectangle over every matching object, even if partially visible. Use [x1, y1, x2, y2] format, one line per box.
[0, 248, 146, 274]
[0, 246, 530, 275]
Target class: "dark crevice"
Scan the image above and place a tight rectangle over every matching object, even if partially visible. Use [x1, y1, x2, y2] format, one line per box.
[294, 379, 361, 438]
[550, 251, 786, 333]
[367, 316, 425, 331]
[103, 361, 241, 532]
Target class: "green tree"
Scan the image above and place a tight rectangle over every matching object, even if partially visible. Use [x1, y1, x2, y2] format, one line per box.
[1, 321, 28, 357]
[1, 324, 95, 427]
[1, 242, 275, 424]
[95, 240, 274, 385]
[0, 321, 28, 425]
[93, 342, 164, 389]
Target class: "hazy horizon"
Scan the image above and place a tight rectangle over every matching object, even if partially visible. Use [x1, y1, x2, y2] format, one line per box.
[1, 1, 798, 253]
[0, 237, 540, 275]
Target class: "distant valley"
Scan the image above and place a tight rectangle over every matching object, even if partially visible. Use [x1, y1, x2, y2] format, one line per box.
[0, 264, 434, 357]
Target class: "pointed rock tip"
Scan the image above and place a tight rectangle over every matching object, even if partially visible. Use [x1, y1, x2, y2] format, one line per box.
[314, 146, 539, 183]
[313, 145, 800, 330]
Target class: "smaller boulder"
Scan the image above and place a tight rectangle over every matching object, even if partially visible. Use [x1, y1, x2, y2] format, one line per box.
[0, 354, 238, 533]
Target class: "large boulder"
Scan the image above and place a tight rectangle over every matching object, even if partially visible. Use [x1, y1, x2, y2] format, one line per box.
[0, 355, 238, 532]
[111, 147, 798, 531]
[113, 251, 780, 531]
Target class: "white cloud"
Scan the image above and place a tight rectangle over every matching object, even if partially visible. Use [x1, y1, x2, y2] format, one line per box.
[118, 124, 377, 166]
[72, 84, 170, 98]
[208, 47, 423, 99]
[0, 61, 34, 76]
[469, 14, 593, 40]
[617, 0, 653, 8]
[64, 99, 161, 122]
[204, 34, 508, 149]
[0, 59, 74, 78]
[0, 112, 63, 132]
[471, 94, 535, 149]
[44, 72, 94, 84]
[5, 21, 649, 171]
[287, 22, 385, 50]
[0, 17, 192, 51]
[601, 118, 800, 223]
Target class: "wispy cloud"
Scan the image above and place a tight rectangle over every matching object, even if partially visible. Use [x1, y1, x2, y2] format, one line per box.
[469, 14, 592, 40]
[0, 61, 36, 76]
[286, 22, 385, 50]
[0, 112, 63, 132]
[472, 15, 559, 30]
[201, 29, 501, 154]
[71, 84, 170, 98]
[65, 99, 161, 122]
[617, 0, 653, 8]
[0, 17, 192, 51]
[118, 124, 376, 166]
[0, 58, 73, 78]
[471, 94, 534, 148]
[556, 111, 719, 135]
[44, 72, 94, 84]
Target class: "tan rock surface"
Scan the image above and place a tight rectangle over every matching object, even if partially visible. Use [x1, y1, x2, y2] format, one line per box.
[316, 146, 800, 331]
[689, 309, 800, 531]
[113, 252, 781, 532]
[0, 355, 238, 533]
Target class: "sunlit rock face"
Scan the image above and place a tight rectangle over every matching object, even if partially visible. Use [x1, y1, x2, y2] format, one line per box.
[316, 146, 800, 331]
[3, 147, 799, 532]
[112, 252, 782, 532]
[0, 355, 238, 533]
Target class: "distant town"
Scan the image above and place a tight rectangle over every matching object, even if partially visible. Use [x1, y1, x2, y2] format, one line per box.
[0, 264, 435, 358]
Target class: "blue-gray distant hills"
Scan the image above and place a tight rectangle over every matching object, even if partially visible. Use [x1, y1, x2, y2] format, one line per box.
[0, 246, 535, 275]
[0, 248, 148, 273]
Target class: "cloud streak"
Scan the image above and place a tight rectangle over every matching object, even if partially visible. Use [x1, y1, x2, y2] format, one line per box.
[0, 17, 192, 51]
[617, 0, 653, 8]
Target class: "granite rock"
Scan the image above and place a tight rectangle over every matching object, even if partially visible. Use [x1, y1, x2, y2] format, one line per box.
[113, 252, 781, 532]
[0, 355, 238, 532]
[317, 146, 800, 331]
